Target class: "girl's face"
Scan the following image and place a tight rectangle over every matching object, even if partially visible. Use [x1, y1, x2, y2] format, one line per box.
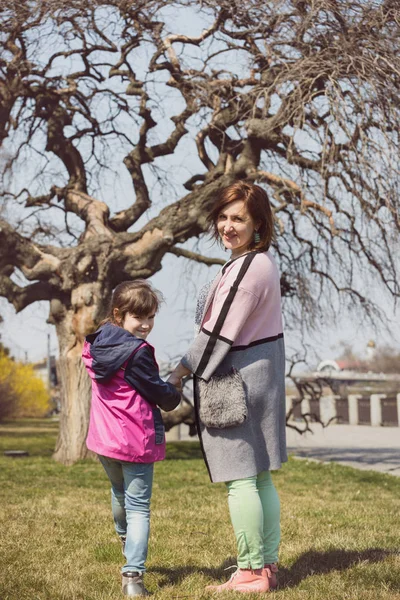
[119, 312, 155, 339]
[216, 200, 258, 258]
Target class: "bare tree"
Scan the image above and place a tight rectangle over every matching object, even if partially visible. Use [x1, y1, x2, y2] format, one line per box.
[1, 0, 399, 463]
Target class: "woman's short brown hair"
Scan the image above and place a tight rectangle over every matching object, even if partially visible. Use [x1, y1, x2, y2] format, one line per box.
[101, 280, 163, 326]
[207, 181, 275, 252]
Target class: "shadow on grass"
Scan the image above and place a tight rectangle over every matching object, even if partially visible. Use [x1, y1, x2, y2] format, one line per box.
[151, 556, 237, 587]
[279, 548, 396, 589]
[152, 548, 397, 589]
[0, 430, 57, 439]
[165, 441, 203, 460]
[0, 418, 59, 429]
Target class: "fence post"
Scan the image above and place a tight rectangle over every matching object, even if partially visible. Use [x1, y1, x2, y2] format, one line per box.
[348, 394, 362, 425]
[286, 395, 293, 419]
[319, 395, 337, 423]
[397, 394, 400, 427]
[370, 394, 386, 426]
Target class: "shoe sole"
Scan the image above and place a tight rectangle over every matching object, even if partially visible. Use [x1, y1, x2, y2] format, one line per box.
[205, 584, 269, 593]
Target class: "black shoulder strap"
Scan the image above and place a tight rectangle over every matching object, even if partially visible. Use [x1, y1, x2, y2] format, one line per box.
[196, 252, 258, 377]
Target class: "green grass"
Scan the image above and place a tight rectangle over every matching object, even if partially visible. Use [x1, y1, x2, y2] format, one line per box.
[0, 419, 399, 600]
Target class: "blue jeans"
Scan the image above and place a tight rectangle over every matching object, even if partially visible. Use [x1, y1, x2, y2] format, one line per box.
[98, 455, 154, 574]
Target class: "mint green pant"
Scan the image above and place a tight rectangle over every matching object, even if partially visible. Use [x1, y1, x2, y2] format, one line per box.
[226, 471, 280, 569]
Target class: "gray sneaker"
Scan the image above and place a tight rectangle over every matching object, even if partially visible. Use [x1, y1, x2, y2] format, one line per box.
[122, 572, 150, 597]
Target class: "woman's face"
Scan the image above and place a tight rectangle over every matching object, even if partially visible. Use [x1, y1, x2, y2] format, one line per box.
[216, 200, 257, 258]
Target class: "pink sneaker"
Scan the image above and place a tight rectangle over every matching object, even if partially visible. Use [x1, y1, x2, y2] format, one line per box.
[263, 564, 278, 590]
[205, 568, 270, 593]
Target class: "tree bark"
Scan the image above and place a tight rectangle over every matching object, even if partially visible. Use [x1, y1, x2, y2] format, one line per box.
[53, 350, 92, 464]
[51, 284, 106, 463]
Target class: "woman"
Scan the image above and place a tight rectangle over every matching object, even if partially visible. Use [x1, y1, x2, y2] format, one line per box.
[168, 181, 287, 594]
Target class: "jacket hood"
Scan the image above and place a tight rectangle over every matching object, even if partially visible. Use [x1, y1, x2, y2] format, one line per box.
[86, 322, 145, 381]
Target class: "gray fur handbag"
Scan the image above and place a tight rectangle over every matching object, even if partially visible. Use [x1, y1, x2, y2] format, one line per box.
[197, 368, 247, 429]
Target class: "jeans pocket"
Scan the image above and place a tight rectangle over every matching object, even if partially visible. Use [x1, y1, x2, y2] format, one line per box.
[152, 407, 165, 444]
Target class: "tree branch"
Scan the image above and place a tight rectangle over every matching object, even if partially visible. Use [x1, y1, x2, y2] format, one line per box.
[0, 219, 61, 282]
[168, 247, 225, 266]
[0, 275, 55, 312]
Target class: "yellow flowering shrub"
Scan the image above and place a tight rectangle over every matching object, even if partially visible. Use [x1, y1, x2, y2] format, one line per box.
[0, 352, 51, 419]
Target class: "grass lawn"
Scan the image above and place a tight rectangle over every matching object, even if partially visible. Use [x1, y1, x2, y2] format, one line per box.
[0, 419, 399, 600]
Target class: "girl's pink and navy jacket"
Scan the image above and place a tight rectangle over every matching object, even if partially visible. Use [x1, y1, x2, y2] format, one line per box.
[82, 322, 181, 463]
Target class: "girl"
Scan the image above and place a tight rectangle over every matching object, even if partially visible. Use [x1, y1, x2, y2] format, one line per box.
[82, 280, 181, 597]
[169, 182, 287, 593]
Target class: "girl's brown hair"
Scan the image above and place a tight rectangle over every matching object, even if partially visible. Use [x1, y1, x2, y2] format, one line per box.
[101, 280, 163, 327]
[207, 181, 275, 252]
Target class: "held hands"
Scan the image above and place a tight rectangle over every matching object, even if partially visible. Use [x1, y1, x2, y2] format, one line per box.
[167, 362, 191, 391]
[167, 372, 183, 391]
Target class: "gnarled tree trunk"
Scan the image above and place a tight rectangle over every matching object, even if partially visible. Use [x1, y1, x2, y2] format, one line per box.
[53, 350, 92, 463]
[51, 284, 106, 463]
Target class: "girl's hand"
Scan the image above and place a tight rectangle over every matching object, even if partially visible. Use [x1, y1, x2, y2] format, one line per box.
[168, 373, 183, 389]
[168, 362, 192, 388]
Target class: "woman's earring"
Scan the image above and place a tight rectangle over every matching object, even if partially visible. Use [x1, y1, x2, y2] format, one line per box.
[254, 230, 261, 243]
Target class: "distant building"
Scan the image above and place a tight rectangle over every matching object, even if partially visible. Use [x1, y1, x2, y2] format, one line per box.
[32, 356, 60, 414]
[33, 356, 58, 388]
[316, 340, 377, 375]
[296, 340, 400, 397]
[366, 339, 377, 361]
[317, 359, 363, 373]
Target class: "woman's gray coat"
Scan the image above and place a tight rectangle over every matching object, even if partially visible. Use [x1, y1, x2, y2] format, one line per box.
[181, 251, 287, 483]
